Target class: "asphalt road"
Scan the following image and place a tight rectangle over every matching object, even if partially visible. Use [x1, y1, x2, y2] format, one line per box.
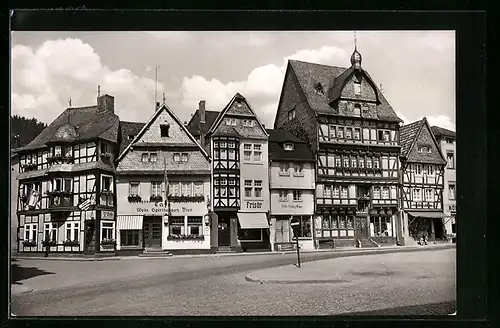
[11, 247, 455, 316]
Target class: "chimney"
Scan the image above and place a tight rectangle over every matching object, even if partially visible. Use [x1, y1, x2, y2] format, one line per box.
[199, 100, 206, 124]
[199, 100, 206, 146]
[97, 94, 115, 114]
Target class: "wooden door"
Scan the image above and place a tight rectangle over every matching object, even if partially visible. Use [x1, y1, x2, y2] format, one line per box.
[144, 219, 162, 248]
[84, 220, 96, 254]
[355, 217, 368, 238]
[218, 216, 230, 246]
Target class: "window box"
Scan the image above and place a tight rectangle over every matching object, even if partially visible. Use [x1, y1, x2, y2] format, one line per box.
[150, 195, 163, 202]
[167, 234, 205, 241]
[293, 171, 305, 177]
[22, 241, 37, 247]
[101, 239, 116, 245]
[168, 195, 205, 203]
[63, 240, 80, 246]
[42, 240, 57, 247]
[128, 195, 142, 203]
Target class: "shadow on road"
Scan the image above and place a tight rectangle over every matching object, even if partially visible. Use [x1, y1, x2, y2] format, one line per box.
[11, 261, 55, 285]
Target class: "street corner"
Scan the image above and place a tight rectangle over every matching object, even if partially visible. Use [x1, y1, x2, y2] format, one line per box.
[11, 284, 33, 296]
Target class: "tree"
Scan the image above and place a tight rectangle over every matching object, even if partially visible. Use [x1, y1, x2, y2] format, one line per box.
[11, 115, 47, 149]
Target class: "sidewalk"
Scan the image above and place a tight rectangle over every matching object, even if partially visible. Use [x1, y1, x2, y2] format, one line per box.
[11, 284, 33, 296]
[245, 245, 456, 284]
[13, 243, 455, 261]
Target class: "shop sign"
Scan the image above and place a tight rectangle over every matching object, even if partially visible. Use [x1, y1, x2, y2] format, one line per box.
[281, 203, 303, 209]
[102, 210, 114, 220]
[245, 201, 263, 209]
[136, 201, 169, 215]
[449, 204, 456, 212]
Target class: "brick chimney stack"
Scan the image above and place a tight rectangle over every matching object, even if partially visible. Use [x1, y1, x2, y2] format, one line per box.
[97, 94, 115, 114]
[199, 100, 206, 145]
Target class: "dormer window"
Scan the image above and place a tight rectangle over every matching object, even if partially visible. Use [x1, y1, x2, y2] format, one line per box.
[243, 119, 254, 127]
[127, 135, 135, 140]
[54, 146, 62, 156]
[160, 124, 170, 137]
[283, 142, 294, 151]
[314, 83, 324, 95]
[354, 81, 361, 95]
[288, 108, 296, 121]
[418, 146, 431, 153]
[225, 118, 237, 126]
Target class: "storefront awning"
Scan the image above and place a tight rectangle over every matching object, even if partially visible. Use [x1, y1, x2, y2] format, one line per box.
[407, 211, 449, 219]
[237, 212, 269, 229]
[117, 215, 143, 230]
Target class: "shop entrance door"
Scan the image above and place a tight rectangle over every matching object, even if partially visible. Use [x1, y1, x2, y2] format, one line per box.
[355, 217, 369, 238]
[275, 219, 291, 243]
[144, 217, 162, 249]
[218, 216, 230, 246]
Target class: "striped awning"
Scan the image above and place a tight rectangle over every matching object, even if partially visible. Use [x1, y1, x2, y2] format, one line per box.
[407, 211, 448, 219]
[117, 215, 143, 230]
[237, 212, 269, 229]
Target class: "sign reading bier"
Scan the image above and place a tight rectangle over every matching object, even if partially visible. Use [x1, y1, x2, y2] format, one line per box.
[134, 201, 207, 216]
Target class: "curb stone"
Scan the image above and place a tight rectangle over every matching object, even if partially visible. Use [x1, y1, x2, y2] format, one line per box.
[11, 284, 33, 295]
[244, 274, 349, 285]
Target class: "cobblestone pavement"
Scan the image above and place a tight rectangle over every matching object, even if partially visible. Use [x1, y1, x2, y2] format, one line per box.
[11, 248, 455, 316]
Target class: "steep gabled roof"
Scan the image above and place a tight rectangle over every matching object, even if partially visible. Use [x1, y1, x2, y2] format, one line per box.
[186, 109, 220, 136]
[288, 60, 402, 123]
[117, 103, 210, 162]
[400, 117, 446, 165]
[207, 93, 268, 138]
[430, 125, 456, 139]
[18, 106, 120, 152]
[266, 128, 315, 162]
[119, 121, 145, 154]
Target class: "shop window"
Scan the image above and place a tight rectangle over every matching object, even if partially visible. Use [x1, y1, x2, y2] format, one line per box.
[370, 217, 393, 237]
[238, 229, 262, 241]
[65, 222, 80, 242]
[187, 216, 203, 236]
[24, 224, 38, 242]
[291, 216, 311, 238]
[120, 230, 139, 246]
[169, 217, 184, 235]
[101, 222, 115, 241]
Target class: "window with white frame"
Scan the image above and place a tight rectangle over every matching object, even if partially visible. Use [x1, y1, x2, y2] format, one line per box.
[353, 104, 361, 116]
[181, 182, 192, 196]
[101, 175, 113, 192]
[181, 153, 188, 163]
[359, 157, 365, 168]
[354, 128, 361, 140]
[447, 151, 455, 169]
[373, 186, 381, 199]
[413, 188, 422, 201]
[228, 148, 236, 160]
[373, 158, 380, 169]
[150, 153, 158, 162]
[337, 127, 344, 138]
[120, 230, 139, 246]
[425, 188, 434, 201]
[293, 163, 304, 175]
[101, 222, 115, 241]
[141, 153, 149, 162]
[44, 222, 57, 242]
[54, 146, 62, 156]
[415, 164, 422, 175]
[187, 216, 203, 236]
[151, 181, 162, 197]
[279, 163, 289, 175]
[254, 180, 263, 198]
[382, 187, 390, 199]
[24, 224, 38, 242]
[243, 144, 252, 161]
[194, 182, 204, 196]
[335, 156, 341, 167]
[345, 128, 352, 139]
[173, 153, 180, 162]
[292, 190, 302, 201]
[341, 186, 348, 198]
[343, 156, 350, 168]
[426, 164, 434, 175]
[279, 190, 288, 202]
[129, 182, 139, 196]
[324, 185, 332, 198]
[449, 183, 456, 200]
[354, 81, 361, 95]
[65, 222, 80, 242]
[253, 144, 262, 161]
[225, 118, 237, 126]
[170, 182, 180, 196]
[243, 119, 254, 127]
[333, 186, 340, 198]
[366, 157, 373, 168]
[329, 126, 336, 138]
[169, 217, 184, 235]
[244, 180, 252, 198]
[351, 157, 357, 168]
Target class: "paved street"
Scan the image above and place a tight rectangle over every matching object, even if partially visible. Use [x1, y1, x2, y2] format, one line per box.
[11, 247, 455, 316]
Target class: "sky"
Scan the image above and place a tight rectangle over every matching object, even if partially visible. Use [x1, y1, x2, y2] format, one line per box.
[11, 31, 456, 131]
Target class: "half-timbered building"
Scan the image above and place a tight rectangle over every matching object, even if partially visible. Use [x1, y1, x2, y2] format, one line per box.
[267, 129, 316, 251]
[187, 93, 270, 253]
[115, 101, 211, 255]
[274, 47, 402, 248]
[431, 125, 456, 242]
[15, 94, 119, 255]
[398, 118, 448, 245]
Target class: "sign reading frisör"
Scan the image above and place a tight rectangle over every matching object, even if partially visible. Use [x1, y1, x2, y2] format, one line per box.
[245, 201, 263, 209]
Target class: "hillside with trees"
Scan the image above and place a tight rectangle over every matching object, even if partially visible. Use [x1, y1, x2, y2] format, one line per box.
[11, 115, 47, 149]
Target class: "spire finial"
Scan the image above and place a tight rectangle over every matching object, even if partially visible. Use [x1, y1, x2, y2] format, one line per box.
[68, 97, 72, 107]
[354, 31, 357, 50]
[162, 92, 166, 104]
[97, 85, 101, 97]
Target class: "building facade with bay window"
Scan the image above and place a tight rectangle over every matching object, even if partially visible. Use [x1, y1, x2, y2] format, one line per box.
[274, 47, 402, 248]
[15, 94, 119, 255]
[115, 101, 211, 255]
[187, 93, 270, 252]
[267, 129, 316, 251]
[398, 118, 448, 245]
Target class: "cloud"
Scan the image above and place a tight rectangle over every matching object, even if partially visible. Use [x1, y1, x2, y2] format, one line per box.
[422, 115, 455, 131]
[11, 38, 164, 123]
[180, 46, 347, 127]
